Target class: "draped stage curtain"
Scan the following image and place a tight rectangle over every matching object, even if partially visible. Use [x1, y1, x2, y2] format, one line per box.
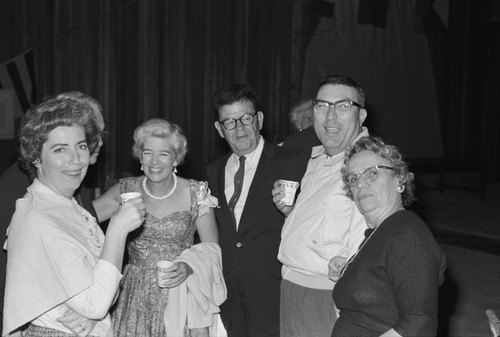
[297, 0, 499, 181]
[300, 0, 445, 158]
[0, 0, 292, 188]
[0, 0, 499, 185]
[427, 0, 500, 180]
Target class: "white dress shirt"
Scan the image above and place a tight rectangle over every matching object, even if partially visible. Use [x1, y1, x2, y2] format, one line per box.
[224, 136, 264, 230]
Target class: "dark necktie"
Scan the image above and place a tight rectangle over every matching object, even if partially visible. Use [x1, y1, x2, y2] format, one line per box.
[228, 156, 246, 227]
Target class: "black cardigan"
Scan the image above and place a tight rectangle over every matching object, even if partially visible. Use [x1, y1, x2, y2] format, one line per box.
[332, 210, 446, 337]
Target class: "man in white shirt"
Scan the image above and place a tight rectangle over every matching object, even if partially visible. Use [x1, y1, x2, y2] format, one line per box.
[207, 83, 309, 337]
[274, 74, 369, 337]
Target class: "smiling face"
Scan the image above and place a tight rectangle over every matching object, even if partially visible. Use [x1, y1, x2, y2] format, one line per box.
[140, 136, 177, 183]
[314, 84, 367, 156]
[214, 100, 263, 156]
[346, 150, 403, 227]
[37, 126, 90, 199]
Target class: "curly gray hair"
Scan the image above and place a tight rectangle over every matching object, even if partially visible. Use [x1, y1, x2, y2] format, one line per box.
[341, 135, 417, 206]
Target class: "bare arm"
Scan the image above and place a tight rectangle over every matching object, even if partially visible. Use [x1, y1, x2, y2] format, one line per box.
[92, 183, 121, 223]
[161, 206, 219, 288]
[63, 198, 146, 319]
[196, 207, 218, 243]
[100, 197, 145, 268]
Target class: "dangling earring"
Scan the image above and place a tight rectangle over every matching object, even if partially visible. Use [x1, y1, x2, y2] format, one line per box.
[173, 166, 178, 174]
[397, 185, 405, 193]
[140, 162, 143, 171]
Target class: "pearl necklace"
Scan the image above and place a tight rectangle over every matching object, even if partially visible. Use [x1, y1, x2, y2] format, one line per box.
[338, 225, 379, 279]
[142, 173, 177, 200]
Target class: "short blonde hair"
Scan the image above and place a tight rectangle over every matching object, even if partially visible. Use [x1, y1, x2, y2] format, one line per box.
[132, 118, 188, 164]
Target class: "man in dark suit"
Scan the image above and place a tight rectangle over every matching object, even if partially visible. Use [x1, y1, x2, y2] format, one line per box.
[206, 84, 309, 337]
[282, 126, 321, 150]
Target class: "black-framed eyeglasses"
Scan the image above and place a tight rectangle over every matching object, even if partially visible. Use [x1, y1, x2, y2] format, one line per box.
[219, 113, 257, 130]
[313, 99, 363, 115]
[345, 165, 397, 187]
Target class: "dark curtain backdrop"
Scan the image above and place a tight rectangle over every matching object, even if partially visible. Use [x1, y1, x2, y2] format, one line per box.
[1, 0, 499, 187]
[427, 0, 500, 181]
[295, 0, 500, 182]
[300, 0, 445, 159]
[0, 0, 292, 189]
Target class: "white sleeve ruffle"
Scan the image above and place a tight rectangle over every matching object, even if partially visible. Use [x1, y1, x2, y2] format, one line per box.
[195, 181, 219, 218]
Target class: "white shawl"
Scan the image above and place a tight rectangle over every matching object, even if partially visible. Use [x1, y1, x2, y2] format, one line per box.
[163, 242, 227, 336]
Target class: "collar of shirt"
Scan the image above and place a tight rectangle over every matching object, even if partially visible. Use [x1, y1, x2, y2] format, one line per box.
[225, 135, 265, 230]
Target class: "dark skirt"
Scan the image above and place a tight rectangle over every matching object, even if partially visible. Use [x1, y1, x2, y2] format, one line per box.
[331, 317, 381, 337]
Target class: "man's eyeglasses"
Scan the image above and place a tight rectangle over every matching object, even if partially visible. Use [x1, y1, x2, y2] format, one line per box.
[345, 165, 397, 187]
[313, 99, 363, 115]
[220, 113, 256, 131]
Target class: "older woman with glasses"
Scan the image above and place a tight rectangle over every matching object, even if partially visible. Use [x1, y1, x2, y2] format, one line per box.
[328, 135, 446, 337]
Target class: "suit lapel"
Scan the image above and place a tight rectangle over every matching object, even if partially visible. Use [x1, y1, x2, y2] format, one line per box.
[212, 154, 236, 232]
[238, 142, 275, 232]
[216, 156, 229, 208]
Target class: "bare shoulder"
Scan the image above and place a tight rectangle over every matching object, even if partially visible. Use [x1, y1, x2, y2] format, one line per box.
[175, 175, 196, 193]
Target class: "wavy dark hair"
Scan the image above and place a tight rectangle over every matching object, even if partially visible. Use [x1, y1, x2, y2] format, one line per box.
[56, 91, 104, 153]
[18, 96, 99, 180]
[340, 135, 417, 206]
[211, 83, 261, 119]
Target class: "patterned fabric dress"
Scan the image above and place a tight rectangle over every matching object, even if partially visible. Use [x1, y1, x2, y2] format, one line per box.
[111, 177, 218, 337]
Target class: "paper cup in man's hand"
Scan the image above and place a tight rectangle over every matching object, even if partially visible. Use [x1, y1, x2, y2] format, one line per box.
[280, 180, 300, 206]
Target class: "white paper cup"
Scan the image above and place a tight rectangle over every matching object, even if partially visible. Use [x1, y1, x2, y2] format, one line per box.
[280, 180, 300, 206]
[156, 260, 174, 288]
[120, 192, 141, 204]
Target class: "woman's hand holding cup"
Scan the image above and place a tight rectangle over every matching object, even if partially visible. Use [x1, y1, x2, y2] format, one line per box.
[156, 261, 193, 288]
[109, 193, 146, 233]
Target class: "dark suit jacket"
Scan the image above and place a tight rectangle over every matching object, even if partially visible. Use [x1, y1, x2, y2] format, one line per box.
[282, 127, 321, 151]
[206, 141, 309, 334]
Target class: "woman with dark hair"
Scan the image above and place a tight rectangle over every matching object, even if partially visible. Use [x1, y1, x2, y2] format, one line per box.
[328, 136, 446, 337]
[3, 96, 145, 337]
[94, 118, 223, 337]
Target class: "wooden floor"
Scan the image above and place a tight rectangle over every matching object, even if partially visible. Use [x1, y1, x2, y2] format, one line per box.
[438, 244, 500, 337]
[414, 184, 500, 336]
